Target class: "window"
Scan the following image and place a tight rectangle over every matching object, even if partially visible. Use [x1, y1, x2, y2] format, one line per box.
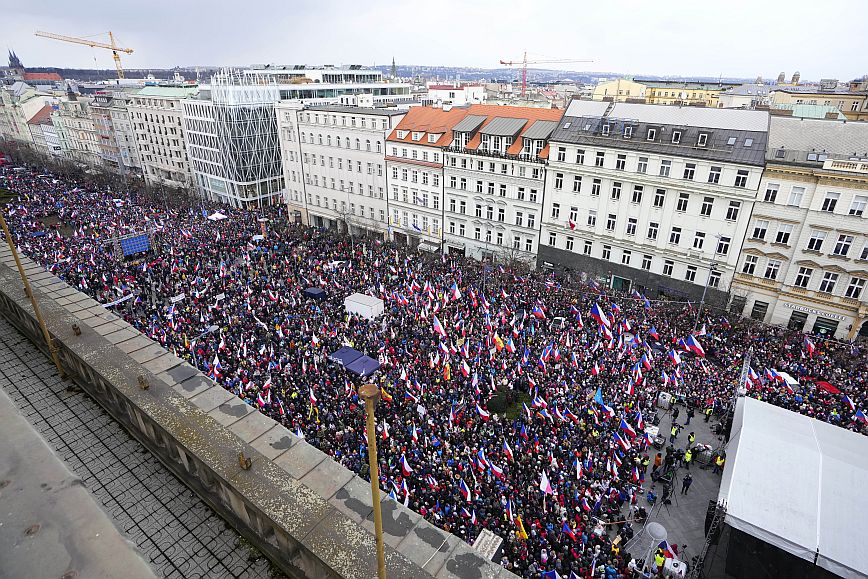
[647, 222, 659, 240]
[517, 187, 525, 201]
[528, 214, 535, 229]
[549, 232, 557, 246]
[693, 232, 705, 250]
[821, 192, 839, 212]
[631, 185, 643, 203]
[576, 149, 585, 164]
[616, 154, 626, 170]
[565, 236, 574, 251]
[611, 182, 622, 200]
[529, 190, 538, 203]
[671, 130, 682, 144]
[496, 232, 504, 245]
[788, 186, 805, 207]
[742, 255, 758, 275]
[663, 260, 674, 276]
[591, 179, 601, 196]
[794, 267, 813, 288]
[849, 195, 867, 216]
[587, 210, 597, 227]
[676, 193, 689, 212]
[659, 160, 671, 177]
[449, 176, 457, 189]
[624, 126, 633, 138]
[669, 227, 681, 244]
[584, 240, 593, 255]
[726, 136, 737, 146]
[683, 163, 696, 180]
[626, 218, 637, 236]
[475, 204, 483, 218]
[726, 201, 741, 221]
[572, 175, 582, 193]
[498, 208, 505, 222]
[775, 224, 794, 245]
[551, 203, 560, 219]
[647, 128, 657, 141]
[819, 272, 839, 294]
[862, 244, 868, 260]
[557, 146, 566, 162]
[499, 184, 507, 197]
[641, 255, 652, 270]
[622, 249, 632, 265]
[764, 260, 781, 280]
[700, 197, 714, 217]
[685, 265, 697, 282]
[653, 189, 666, 208]
[735, 170, 749, 188]
[595, 152, 605, 167]
[696, 133, 709, 147]
[474, 227, 481, 241]
[717, 236, 731, 255]
[602, 245, 612, 260]
[515, 211, 524, 227]
[568, 206, 578, 223]
[803, 230, 826, 252]
[846, 277, 866, 299]
[637, 157, 648, 173]
[486, 206, 493, 220]
[752, 219, 769, 240]
[606, 214, 616, 231]
[708, 166, 721, 184]
[763, 184, 779, 203]
[602, 124, 611, 136]
[833, 234, 853, 256]
[554, 173, 564, 189]
[459, 224, 465, 236]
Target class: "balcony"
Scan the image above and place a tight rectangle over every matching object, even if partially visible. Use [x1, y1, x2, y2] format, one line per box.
[444, 146, 546, 165]
[824, 159, 868, 174]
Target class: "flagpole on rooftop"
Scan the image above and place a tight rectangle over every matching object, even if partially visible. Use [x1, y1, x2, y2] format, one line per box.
[0, 208, 66, 379]
[359, 382, 387, 579]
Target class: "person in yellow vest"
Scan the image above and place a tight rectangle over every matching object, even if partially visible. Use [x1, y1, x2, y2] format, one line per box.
[683, 448, 693, 470]
[704, 407, 713, 422]
[687, 432, 696, 447]
[654, 548, 666, 571]
[713, 453, 726, 474]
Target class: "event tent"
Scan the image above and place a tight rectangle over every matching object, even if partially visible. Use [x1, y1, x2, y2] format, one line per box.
[206, 211, 228, 221]
[719, 397, 868, 579]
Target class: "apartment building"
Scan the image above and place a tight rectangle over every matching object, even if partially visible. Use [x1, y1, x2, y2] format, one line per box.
[731, 116, 868, 339]
[56, 95, 102, 166]
[128, 85, 199, 188]
[441, 105, 563, 266]
[0, 81, 50, 144]
[276, 102, 405, 236]
[770, 86, 868, 121]
[26, 105, 62, 156]
[89, 90, 141, 175]
[385, 106, 470, 250]
[183, 71, 282, 208]
[539, 100, 768, 304]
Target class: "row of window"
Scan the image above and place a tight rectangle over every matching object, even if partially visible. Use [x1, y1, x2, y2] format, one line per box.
[446, 177, 540, 203]
[446, 156, 544, 179]
[552, 148, 750, 188]
[391, 209, 440, 234]
[552, 182, 743, 220]
[390, 166, 440, 186]
[763, 183, 867, 215]
[547, 232, 723, 287]
[300, 112, 391, 131]
[310, 194, 387, 222]
[301, 132, 382, 152]
[305, 173, 385, 198]
[389, 146, 442, 164]
[442, 222, 536, 252]
[741, 256, 866, 298]
[390, 187, 440, 210]
[303, 153, 383, 176]
[750, 222, 866, 258]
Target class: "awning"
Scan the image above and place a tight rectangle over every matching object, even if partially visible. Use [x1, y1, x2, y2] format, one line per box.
[345, 355, 381, 378]
[207, 211, 228, 221]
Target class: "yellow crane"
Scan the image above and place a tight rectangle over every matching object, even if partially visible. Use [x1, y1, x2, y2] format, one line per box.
[34, 30, 133, 79]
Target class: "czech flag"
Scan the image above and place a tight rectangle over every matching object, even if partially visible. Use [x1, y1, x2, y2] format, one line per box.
[658, 540, 675, 558]
[856, 410, 868, 425]
[450, 282, 461, 301]
[562, 521, 577, 541]
[432, 315, 448, 338]
[476, 404, 491, 421]
[491, 462, 505, 480]
[581, 497, 592, 512]
[503, 440, 514, 461]
[459, 479, 471, 502]
[400, 454, 413, 476]
[668, 350, 682, 365]
[539, 471, 554, 495]
[505, 336, 516, 353]
[648, 326, 660, 341]
[461, 360, 471, 378]
[843, 395, 856, 412]
[620, 418, 637, 439]
[590, 303, 610, 328]
[614, 432, 632, 451]
[803, 336, 816, 357]
[686, 335, 706, 357]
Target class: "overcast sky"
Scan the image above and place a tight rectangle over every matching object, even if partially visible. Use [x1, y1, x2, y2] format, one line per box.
[5, 0, 866, 81]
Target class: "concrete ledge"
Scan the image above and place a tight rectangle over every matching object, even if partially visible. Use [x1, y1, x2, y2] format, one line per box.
[0, 245, 514, 579]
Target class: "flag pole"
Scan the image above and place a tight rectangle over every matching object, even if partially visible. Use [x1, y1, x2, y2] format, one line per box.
[359, 383, 386, 579]
[0, 209, 66, 379]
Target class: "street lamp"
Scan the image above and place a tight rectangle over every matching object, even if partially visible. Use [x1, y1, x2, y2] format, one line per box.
[358, 383, 386, 579]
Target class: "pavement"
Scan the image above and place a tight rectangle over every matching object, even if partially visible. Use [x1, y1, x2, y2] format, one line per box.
[626, 404, 726, 566]
[0, 315, 278, 579]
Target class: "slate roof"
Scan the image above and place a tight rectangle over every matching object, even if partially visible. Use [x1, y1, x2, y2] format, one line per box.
[767, 115, 868, 164]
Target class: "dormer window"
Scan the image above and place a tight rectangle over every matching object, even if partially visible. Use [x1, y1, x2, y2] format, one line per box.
[647, 128, 657, 141]
[671, 130, 682, 144]
[775, 149, 786, 158]
[396, 130, 407, 139]
[697, 133, 709, 147]
[602, 124, 610, 136]
[725, 136, 736, 146]
[430, 133, 442, 144]
[744, 138, 753, 147]
[411, 131, 422, 141]
[624, 126, 633, 138]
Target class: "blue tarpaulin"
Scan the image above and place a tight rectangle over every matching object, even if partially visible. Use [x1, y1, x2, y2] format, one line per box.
[345, 355, 381, 378]
[329, 346, 362, 367]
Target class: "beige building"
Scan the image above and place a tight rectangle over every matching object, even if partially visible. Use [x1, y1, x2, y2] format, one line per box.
[731, 116, 868, 340]
[638, 80, 740, 108]
[0, 81, 50, 144]
[128, 85, 198, 188]
[89, 90, 141, 175]
[55, 96, 102, 166]
[770, 87, 868, 121]
[591, 78, 647, 102]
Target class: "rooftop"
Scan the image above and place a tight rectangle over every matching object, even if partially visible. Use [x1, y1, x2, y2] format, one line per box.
[134, 85, 199, 98]
[767, 115, 868, 163]
[387, 106, 472, 147]
[305, 104, 406, 116]
[26, 104, 54, 126]
[22, 72, 62, 82]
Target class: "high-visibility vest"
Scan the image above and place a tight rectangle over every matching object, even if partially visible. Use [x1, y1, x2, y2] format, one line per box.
[655, 553, 665, 567]
[684, 450, 692, 463]
[671, 426, 678, 436]
[716, 456, 725, 466]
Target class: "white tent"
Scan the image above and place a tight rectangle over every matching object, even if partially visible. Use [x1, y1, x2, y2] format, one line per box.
[207, 211, 228, 221]
[719, 397, 868, 579]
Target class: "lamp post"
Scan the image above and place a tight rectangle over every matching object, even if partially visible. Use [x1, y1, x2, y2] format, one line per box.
[358, 382, 386, 579]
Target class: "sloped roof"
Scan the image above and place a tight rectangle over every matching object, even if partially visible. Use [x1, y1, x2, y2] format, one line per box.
[23, 72, 62, 82]
[26, 105, 54, 125]
[768, 115, 868, 159]
[387, 106, 471, 147]
[611, 102, 769, 132]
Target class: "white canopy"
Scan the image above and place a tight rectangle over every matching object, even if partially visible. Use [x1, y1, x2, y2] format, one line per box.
[207, 211, 228, 221]
[720, 397, 868, 579]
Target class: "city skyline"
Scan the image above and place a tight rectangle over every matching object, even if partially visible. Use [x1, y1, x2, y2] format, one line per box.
[6, 0, 868, 81]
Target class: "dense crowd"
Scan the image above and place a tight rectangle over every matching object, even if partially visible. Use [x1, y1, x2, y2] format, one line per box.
[2, 164, 867, 578]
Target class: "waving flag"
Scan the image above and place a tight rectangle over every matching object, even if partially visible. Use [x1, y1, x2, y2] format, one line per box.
[803, 336, 816, 357]
[461, 360, 471, 378]
[574, 456, 583, 479]
[636, 411, 646, 430]
[491, 462, 505, 480]
[503, 440, 514, 461]
[400, 454, 413, 476]
[562, 521, 577, 541]
[459, 479, 471, 502]
[539, 471, 553, 495]
[686, 335, 706, 357]
[476, 404, 491, 421]
[432, 315, 448, 338]
[614, 432, 631, 451]
[450, 282, 461, 301]
[531, 305, 546, 319]
[505, 336, 516, 353]
[668, 350, 682, 365]
[856, 409, 868, 425]
[590, 303, 610, 327]
[620, 418, 637, 439]
[581, 497, 592, 512]
[648, 326, 660, 341]
[843, 395, 856, 412]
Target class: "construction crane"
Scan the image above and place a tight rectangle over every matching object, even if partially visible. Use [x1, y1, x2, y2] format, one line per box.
[499, 52, 592, 97]
[35, 30, 133, 79]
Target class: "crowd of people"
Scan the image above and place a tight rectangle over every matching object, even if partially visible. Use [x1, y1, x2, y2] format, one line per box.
[2, 163, 867, 578]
